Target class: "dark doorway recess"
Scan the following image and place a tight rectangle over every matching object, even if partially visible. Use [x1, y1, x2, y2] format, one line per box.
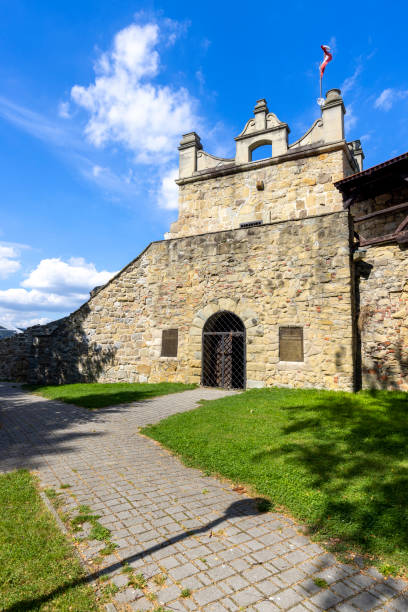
[202, 311, 246, 389]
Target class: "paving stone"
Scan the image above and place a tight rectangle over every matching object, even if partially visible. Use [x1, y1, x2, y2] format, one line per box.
[207, 564, 236, 581]
[255, 579, 280, 596]
[112, 573, 129, 588]
[194, 585, 225, 606]
[371, 582, 399, 601]
[388, 595, 408, 611]
[181, 574, 204, 590]
[348, 573, 375, 590]
[270, 587, 304, 610]
[114, 587, 141, 603]
[348, 591, 382, 610]
[279, 567, 306, 585]
[309, 590, 343, 609]
[285, 550, 310, 565]
[129, 597, 153, 610]
[331, 581, 357, 599]
[252, 548, 278, 563]
[168, 562, 199, 580]
[385, 578, 408, 593]
[205, 603, 229, 611]
[157, 584, 182, 604]
[255, 601, 280, 611]
[232, 586, 263, 607]
[299, 578, 321, 595]
[0, 385, 402, 612]
[243, 565, 272, 583]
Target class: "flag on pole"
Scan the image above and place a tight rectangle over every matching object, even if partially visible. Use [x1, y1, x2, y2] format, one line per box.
[318, 44, 333, 106]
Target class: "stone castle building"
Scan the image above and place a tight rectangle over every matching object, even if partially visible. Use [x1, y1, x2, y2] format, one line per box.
[1, 88, 407, 392]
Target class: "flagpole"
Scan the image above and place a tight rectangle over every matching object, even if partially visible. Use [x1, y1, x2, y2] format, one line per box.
[318, 44, 332, 108]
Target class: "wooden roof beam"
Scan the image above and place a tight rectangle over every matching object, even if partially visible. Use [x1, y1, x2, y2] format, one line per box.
[353, 201, 408, 223]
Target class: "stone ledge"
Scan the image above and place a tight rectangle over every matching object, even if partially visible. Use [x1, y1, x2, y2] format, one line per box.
[175, 141, 353, 186]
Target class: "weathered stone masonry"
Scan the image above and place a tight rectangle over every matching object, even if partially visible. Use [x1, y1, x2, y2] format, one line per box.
[3, 88, 407, 392]
[0, 211, 354, 390]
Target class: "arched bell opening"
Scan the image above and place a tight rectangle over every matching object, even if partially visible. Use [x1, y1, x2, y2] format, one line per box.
[202, 311, 246, 389]
[249, 139, 273, 162]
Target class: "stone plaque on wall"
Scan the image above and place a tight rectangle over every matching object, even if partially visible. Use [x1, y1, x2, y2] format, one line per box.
[161, 329, 178, 357]
[279, 327, 304, 362]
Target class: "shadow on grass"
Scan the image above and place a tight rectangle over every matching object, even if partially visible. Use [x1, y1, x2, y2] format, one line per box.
[23, 382, 197, 409]
[251, 389, 408, 566]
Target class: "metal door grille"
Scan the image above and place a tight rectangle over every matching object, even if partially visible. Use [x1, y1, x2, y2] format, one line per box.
[202, 311, 245, 389]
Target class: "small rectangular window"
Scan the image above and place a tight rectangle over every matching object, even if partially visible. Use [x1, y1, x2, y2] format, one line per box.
[279, 327, 303, 362]
[239, 220, 263, 228]
[161, 329, 178, 357]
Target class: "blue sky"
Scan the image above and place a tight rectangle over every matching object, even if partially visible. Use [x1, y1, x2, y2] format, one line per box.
[0, 0, 407, 328]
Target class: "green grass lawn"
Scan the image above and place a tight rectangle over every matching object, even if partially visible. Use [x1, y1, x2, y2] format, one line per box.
[143, 387, 408, 574]
[24, 381, 197, 408]
[0, 470, 97, 611]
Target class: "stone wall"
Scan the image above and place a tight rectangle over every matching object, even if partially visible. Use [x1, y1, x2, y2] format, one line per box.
[0, 211, 355, 391]
[168, 146, 354, 239]
[353, 183, 408, 391]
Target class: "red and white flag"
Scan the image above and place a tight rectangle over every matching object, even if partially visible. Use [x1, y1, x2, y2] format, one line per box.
[320, 44, 333, 79]
[318, 44, 333, 106]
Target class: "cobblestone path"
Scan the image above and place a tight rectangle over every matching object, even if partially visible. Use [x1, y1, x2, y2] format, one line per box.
[0, 383, 407, 611]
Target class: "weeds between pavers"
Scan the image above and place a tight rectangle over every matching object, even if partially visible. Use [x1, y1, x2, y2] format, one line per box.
[313, 577, 329, 588]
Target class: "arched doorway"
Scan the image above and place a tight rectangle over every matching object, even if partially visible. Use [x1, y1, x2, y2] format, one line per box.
[202, 311, 246, 389]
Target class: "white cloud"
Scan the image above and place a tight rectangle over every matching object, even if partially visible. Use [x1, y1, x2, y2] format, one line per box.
[345, 104, 357, 132]
[0, 306, 55, 329]
[341, 64, 362, 96]
[22, 257, 115, 293]
[158, 167, 179, 210]
[0, 244, 21, 279]
[0, 288, 79, 311]
[16, 316, 50, 328]
[0, 308, 53, 330]
[374, 88, 408, 111]
[0, 95, 77, 148]
[58, 101, 71, 118]
[0, 256, 117, 323]
[71, 21, 197, 164]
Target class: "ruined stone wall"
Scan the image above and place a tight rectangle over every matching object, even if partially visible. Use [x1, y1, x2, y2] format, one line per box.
[353, 184, 408, 391]
[356, 245, 408, 391]
[0, 333, 31, 381]
[0, 211, 355, 391]
[168, 147, 354, 239]
[352, 183, 408, 241]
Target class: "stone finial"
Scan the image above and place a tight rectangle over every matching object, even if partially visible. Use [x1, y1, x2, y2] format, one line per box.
[323, 88, 343, 105]
[178, 132, 202, 151]
[321, 88, 345, 143]
[349, 139, 365, 171]
[178, 132, 203, 178]
[254, 98, 269, 113]
[253, 99, 269, 131]
[234, 99, 289, 163]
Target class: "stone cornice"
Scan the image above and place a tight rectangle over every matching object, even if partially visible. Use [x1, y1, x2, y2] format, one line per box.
[176, 140, 354, 186]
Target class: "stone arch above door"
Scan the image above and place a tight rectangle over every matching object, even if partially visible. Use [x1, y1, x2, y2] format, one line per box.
[189, 299, 260, 336]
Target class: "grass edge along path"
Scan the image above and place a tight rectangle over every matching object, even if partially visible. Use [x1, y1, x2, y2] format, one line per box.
[143, 386, 408, 578]
[0, 469, 98, 611]
[23, 381, 197, 409]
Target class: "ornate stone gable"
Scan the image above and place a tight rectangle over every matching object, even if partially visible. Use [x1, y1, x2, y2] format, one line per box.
[167, 89, 362, 239]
